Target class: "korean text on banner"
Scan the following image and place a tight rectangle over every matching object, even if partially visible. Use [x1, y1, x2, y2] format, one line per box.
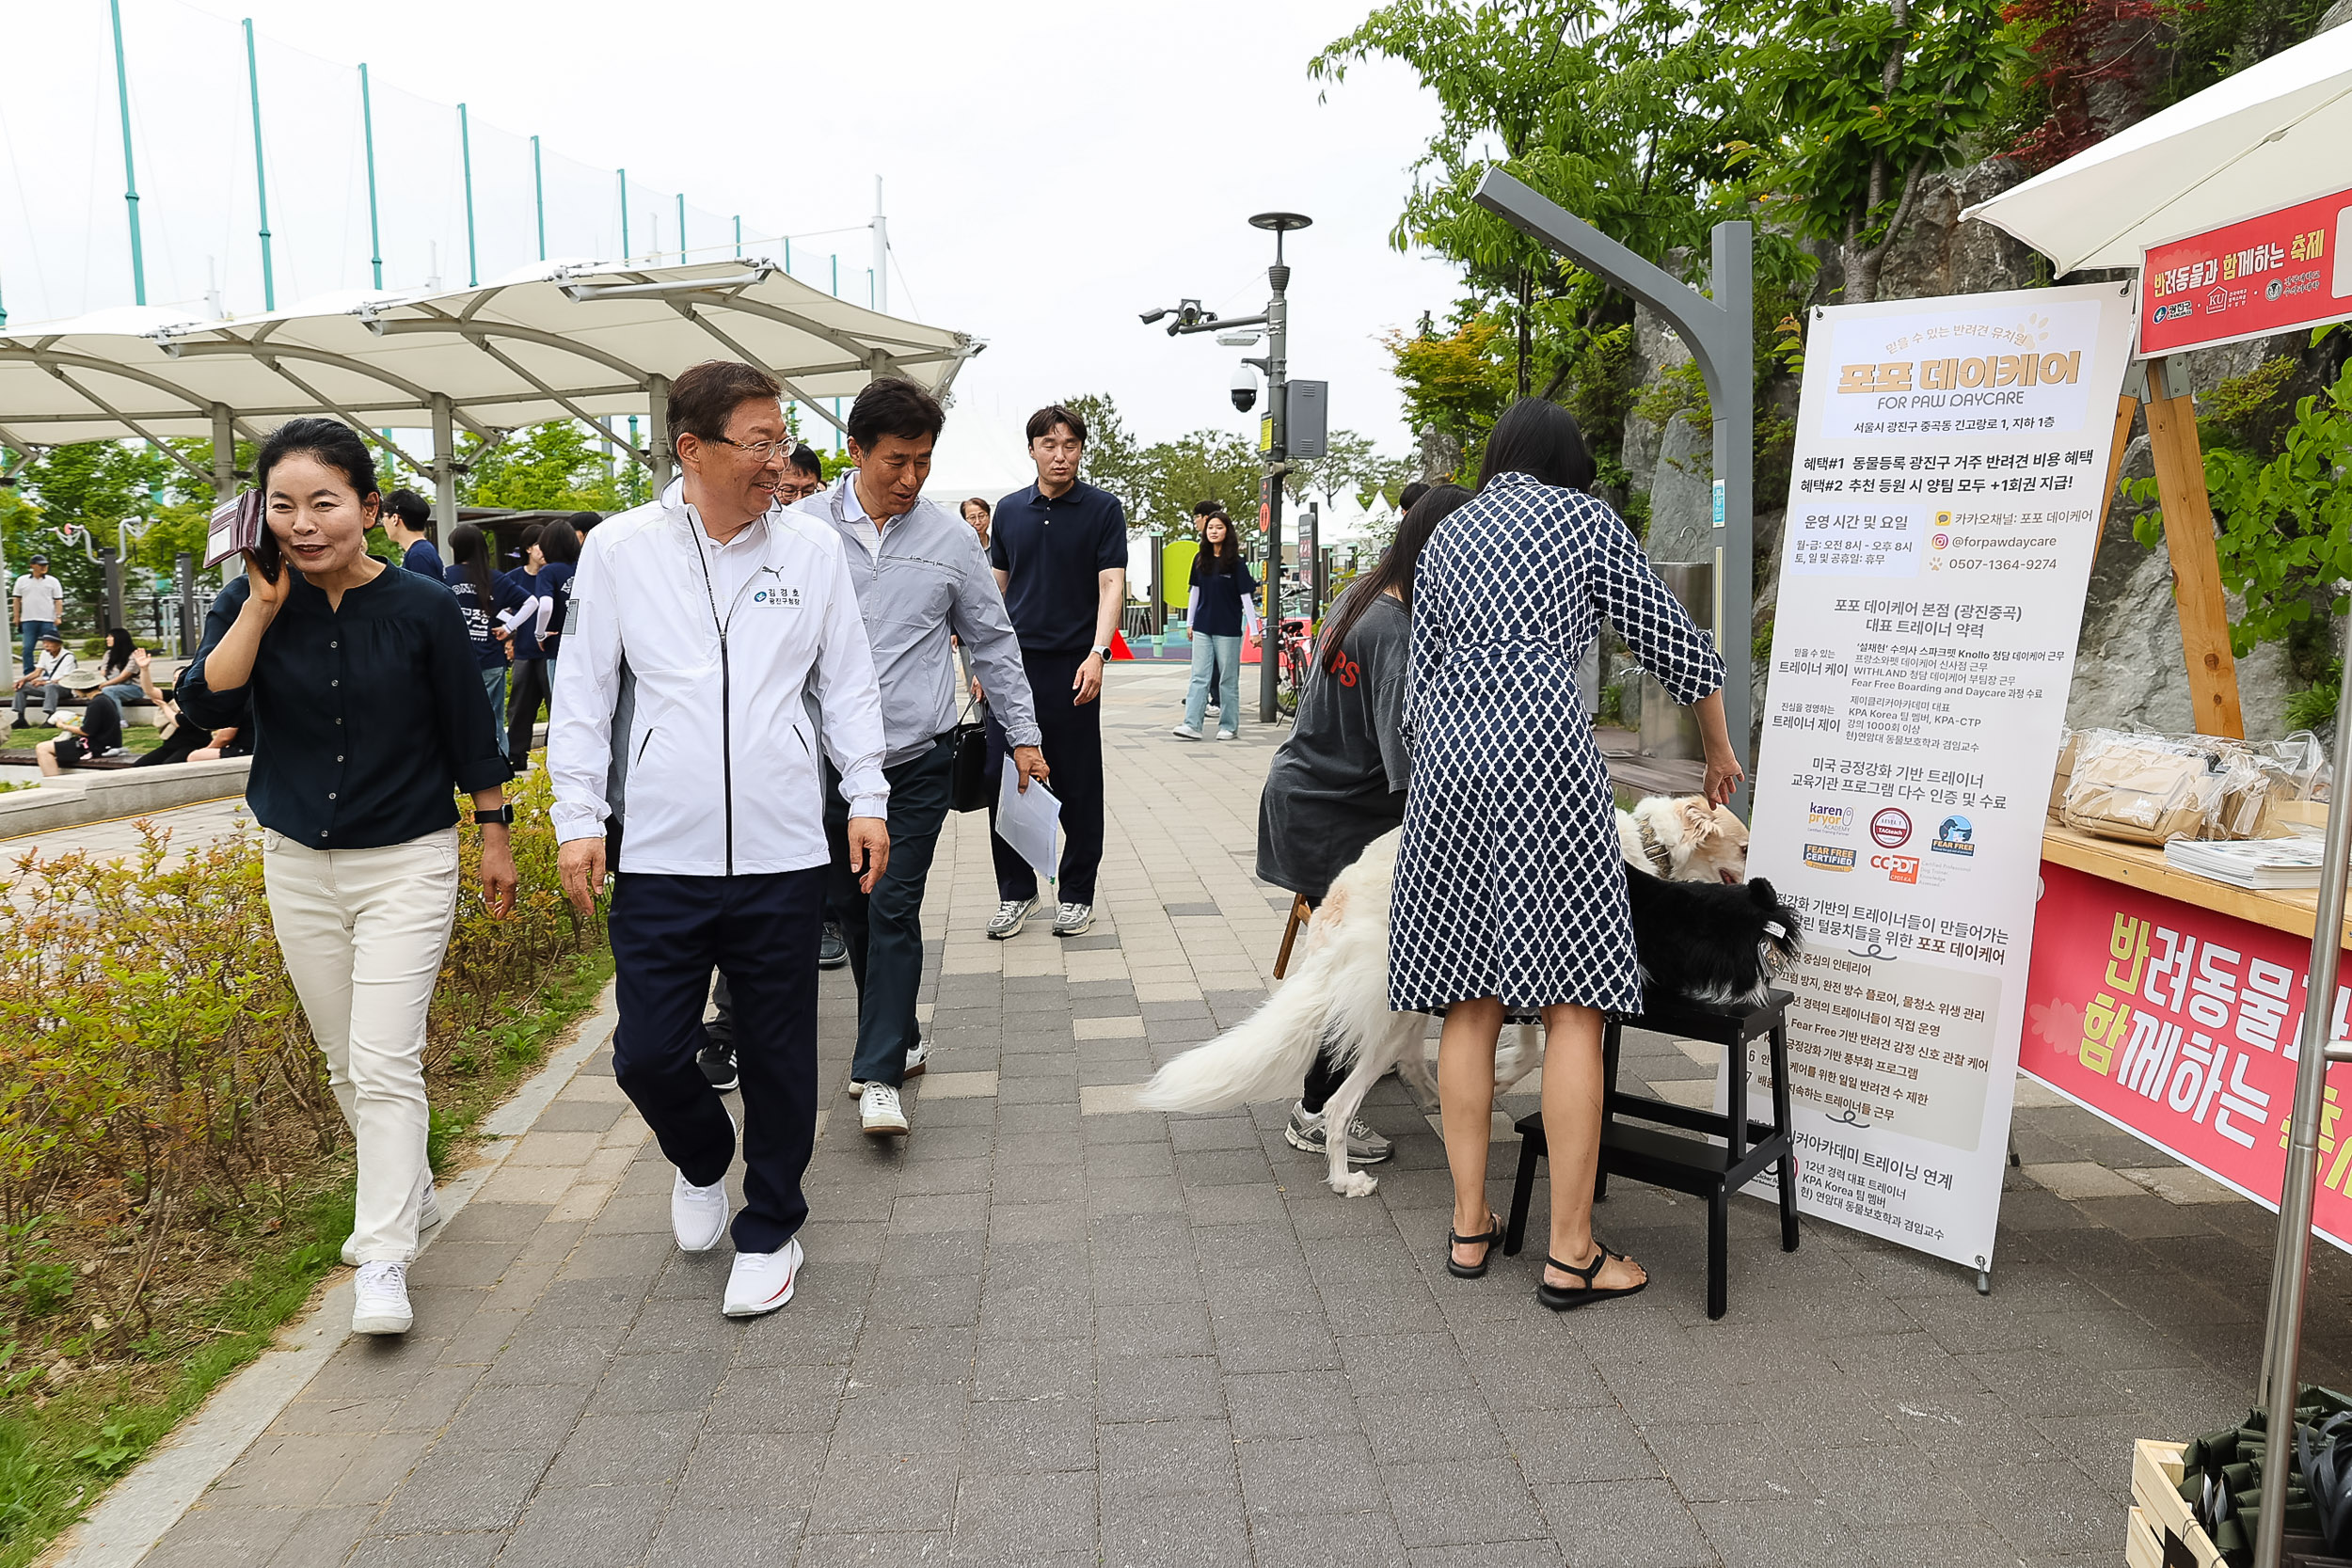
[2023, 863, 2352, 1251]
[2141, 186, 2352, 357]
[1740, 281, 2138, 1275]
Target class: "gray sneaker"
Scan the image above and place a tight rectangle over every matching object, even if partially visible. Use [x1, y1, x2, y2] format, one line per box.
[1051, 902, 1094, 937]
[987, 897, 1036, 940]
[1285, 1102, 1394, 1164]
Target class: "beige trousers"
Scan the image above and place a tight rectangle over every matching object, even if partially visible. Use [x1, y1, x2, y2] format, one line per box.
[262, 827, 460, 1263]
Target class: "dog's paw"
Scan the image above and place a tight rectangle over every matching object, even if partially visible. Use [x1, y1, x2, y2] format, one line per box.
[1329, 1168, 1379, 1197]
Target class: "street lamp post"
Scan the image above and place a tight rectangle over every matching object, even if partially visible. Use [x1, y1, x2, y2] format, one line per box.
[1138, 212, 1311, 723]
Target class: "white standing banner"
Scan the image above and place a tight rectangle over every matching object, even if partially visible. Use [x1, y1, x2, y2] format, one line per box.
[1740, 280, 2138, 1275]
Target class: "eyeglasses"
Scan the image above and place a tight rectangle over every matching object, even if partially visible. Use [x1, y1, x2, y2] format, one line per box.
[707, 435, 793, 461]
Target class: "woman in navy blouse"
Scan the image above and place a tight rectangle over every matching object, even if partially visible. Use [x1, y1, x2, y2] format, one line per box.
[180, 418, 515, 1340]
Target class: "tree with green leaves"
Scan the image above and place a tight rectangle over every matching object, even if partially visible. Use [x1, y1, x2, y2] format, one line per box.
[460, 422, 628, 512]
[1732, 0, 2024, 303]
[1314, 0, 1759, 399]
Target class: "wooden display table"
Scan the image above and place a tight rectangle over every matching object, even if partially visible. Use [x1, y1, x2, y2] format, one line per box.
[2041, 825, 2352, 948]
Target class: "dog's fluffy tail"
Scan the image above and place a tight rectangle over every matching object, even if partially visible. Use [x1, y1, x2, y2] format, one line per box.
[1136, 977, 1328, 1113]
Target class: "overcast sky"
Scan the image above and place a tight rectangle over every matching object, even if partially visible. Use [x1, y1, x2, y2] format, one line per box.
[3, 0, 1466, 508]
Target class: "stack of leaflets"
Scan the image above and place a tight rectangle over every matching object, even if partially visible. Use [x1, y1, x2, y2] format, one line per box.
[2164, 835, 2329, 889]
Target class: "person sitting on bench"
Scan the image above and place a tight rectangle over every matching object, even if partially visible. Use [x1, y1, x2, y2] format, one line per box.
[11, 633, 77, 728]
[36, 689, 126, 774]
[128, 648, 245, 767]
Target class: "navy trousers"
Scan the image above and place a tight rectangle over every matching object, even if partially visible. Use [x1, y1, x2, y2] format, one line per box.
[608, 865, 823, 1254]
[985, 648, 1105, 906]
[824, 735, 953, 1088]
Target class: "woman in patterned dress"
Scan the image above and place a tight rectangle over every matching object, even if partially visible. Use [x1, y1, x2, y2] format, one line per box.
[1391, 399, 1742, 1309]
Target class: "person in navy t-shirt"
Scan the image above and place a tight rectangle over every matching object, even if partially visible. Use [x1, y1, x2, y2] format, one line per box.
[383, 489, 445, 578]
[983, 404, 1128, 941]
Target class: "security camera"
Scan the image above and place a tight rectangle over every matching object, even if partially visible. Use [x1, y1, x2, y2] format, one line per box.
[1231, 362, 1258, 414]
[1138, 308, 1169, 325]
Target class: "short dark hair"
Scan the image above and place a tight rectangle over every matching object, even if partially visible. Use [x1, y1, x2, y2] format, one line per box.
[518, 522, 545, 549]
[1192, 499, 1226, 519]
[540, 518, 580, 565]
[1397, 481, 1430, 514]
[383, 487, 432, 531]
[961, 497, 992, 519]
[1477, 398, 1596, 493]
[1025, 404, 1087, 445]
[787, 444, 824, 481]
[846, 379, 946, 450]
[668, 359, 783, 457]
[257, 417, 380, 504]
[566, 510, 601, 532]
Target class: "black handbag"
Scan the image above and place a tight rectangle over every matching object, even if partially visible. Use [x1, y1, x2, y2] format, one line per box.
[950, 700, 992, 812]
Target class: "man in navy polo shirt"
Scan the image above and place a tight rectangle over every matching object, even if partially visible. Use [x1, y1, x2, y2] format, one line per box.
[985, 404, 1128, 939]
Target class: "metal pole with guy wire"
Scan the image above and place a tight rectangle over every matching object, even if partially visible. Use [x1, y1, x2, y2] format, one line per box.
[360, 64, 384, 289]
[459, 104, 479, 287]
[108, 0, 146, 306]
[243, 18, 275, 311]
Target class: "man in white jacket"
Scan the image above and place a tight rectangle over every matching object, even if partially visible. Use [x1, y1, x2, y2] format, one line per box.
[550, 359, 890, 1320]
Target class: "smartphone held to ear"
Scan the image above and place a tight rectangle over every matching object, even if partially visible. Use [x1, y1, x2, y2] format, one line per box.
[204, 492, 279, 580]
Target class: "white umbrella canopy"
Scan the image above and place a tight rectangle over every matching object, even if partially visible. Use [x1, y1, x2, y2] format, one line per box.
[0, 257, 977, 451]
[1963, 24, 2352, 275]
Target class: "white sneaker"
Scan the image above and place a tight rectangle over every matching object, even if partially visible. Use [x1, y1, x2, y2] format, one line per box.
[850, 1037, 930, 1098]
[672, 1168, 731, 1252]
[1211, 728, 1236, 741]
[1052, 902, 1094, 937]
[1171, 724, 1203, 740]
[860, 1082, 909, 1137]
[351, 1260, 413, 1336]
[723, 1237, 803, 1319]
[342, 1175, 443, 1267]
[986, 897, 1036, 940]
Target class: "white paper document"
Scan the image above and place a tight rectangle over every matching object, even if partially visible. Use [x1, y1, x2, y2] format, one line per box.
[993, 770, 1061, 883]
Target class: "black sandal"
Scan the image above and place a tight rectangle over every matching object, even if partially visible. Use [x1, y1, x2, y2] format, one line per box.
[1535, 1243, 1648, 1310]
[1445, 1212, 1503, 1279]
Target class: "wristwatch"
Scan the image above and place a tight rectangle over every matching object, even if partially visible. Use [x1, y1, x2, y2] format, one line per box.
[475, 805, 515, 826]
[1090, 644, 1111, 662]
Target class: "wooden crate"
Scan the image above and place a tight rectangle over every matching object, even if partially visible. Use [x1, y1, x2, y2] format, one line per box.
[2132, 1440, 2225, 1568]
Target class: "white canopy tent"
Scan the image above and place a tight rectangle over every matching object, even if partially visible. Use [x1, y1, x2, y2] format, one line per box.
[1963, 24, 2352, 274]
[0, 257, 980, 521]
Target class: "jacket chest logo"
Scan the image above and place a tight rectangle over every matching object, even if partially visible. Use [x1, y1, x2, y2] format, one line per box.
[752, 585, 803, 608]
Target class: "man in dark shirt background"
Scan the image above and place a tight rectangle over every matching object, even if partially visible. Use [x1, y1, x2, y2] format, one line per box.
[384, 490, 445, 577]
[984, 404, 1127, 940]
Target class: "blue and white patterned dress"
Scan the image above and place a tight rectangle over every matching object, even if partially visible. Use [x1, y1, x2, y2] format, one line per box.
[1389, 473, 1725, 1018]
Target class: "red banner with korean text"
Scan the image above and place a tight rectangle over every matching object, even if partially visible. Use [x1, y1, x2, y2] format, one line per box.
[2021, 862, 2352, 1251]
[2140, 187, 2352, 356]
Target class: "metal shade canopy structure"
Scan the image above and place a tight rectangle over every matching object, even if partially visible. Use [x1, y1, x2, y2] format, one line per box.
[0, 257, 979, 523]
[1963, 24, 2352, 275]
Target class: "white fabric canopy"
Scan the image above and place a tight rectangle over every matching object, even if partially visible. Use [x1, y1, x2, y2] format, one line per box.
[1964, 25, 2352, 275]
[0, 257, 977, 454]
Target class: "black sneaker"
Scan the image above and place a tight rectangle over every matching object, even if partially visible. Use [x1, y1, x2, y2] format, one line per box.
[698, 1030, 739, 1092]
[818, 920, 849, 970]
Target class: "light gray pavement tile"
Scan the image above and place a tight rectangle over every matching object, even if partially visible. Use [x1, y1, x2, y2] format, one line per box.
[500, 1481, 670, 1568]
[1098, 1418, 1240, 1499]
[1235, 1434, 1388, 1517]
[974, 1336, 1093, 1402]
[345, 1532, 507, 1568]
[833, 1381, 972, 1455]
[1691, 1497, 1872, 1568]
[644, 1507, 812, 1568]
[947, 1470, 1098, 1561]
[1097, 1354, 1225, 1422]
[966, 1393, 1098, 1474]
[372, 1444, 551, 1534]
[140, 1505, 304, 1568]
[1248, 1512, 1413, 1568]
[1534, 1479, 1717, 1568]
[1098, 1491, 1249, 1568]
[539, 1411, 701, 1489]
[807, 1450, 962, 1533]
[1381, 1457, 1549, 1548]
[674, 1433, 827, 1511]
[256, 1504, 377, 1568]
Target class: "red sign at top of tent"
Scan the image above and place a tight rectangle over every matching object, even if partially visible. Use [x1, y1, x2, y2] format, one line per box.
[2139, 187, 2352, 356]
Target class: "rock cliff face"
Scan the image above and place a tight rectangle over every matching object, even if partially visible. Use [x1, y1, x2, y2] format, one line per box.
[1613, 156, 2321, 758]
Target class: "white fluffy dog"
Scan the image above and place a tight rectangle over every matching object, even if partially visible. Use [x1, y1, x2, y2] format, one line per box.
[1138, 797, 1744, 1196]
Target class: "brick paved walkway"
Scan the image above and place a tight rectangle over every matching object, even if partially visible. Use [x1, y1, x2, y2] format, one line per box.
[125, 669, 2350, 1568]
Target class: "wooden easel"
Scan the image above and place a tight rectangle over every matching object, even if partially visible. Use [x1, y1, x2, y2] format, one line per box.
[2101, 358, 2246, 738]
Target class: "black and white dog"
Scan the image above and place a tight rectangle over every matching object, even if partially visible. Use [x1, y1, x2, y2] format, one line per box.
[1140, 819, 1803, 1196]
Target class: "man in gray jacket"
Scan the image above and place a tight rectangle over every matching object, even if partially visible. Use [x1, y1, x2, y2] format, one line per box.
[800, 378, 1048, 1136]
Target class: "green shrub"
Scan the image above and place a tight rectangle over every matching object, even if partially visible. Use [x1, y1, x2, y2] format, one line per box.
[0, 763, 598, 1361]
